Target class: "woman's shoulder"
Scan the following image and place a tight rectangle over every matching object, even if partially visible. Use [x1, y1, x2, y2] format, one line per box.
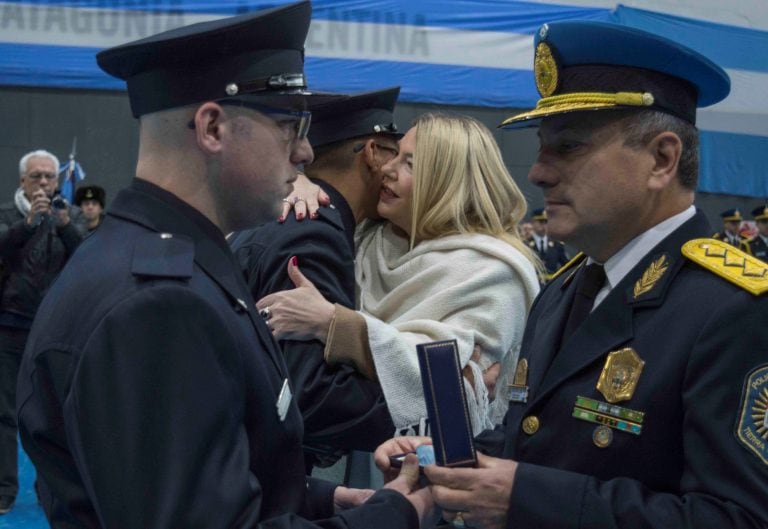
[417, 233, 539, 285]
[418, 232, 528, 262]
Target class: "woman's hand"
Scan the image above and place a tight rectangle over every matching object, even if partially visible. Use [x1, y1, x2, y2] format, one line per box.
[256, 257, 335, 342]
[278, 172, 331, 222]
[463, 346, 501, 401]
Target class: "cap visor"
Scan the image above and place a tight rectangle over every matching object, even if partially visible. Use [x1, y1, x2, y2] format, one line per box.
[500, 102, 627, 129]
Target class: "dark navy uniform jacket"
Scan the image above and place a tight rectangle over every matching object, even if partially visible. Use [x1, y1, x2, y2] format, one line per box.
[743, 235, 768, 262]
[528, 238, 569, 277]
[230, 181, 394, 469]
[476, 210, 768, 529]
[712, 230, 742, 247]
[17, 180, 415, 529]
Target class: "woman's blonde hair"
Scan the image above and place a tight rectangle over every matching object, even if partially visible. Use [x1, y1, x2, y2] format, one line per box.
[408, 112, 540, 269]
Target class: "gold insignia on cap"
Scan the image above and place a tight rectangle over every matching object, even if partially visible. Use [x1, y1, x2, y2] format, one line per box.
[633, 254, 669, 299]
[85, 189, 93, 198]
[682, 239, 768, 295]
[597, 348, 645, 403]
[534, 42, 559, 98]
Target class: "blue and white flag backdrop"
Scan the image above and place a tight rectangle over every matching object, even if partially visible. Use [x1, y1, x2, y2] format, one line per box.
[0, 1, 765, 197]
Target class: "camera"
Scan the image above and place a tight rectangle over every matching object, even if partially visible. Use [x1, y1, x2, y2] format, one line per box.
[51, 194, 67, 210]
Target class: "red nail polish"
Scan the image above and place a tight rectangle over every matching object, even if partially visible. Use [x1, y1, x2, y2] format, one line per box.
[290, 256, 298, 267]
[277, 216, 285, 223]
[297, 213, 304, 220]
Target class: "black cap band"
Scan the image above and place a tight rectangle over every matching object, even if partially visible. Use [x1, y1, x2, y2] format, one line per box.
[126, 49, 304, 117]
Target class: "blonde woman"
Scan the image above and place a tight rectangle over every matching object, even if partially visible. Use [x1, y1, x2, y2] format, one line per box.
[259, 113, 540, 436]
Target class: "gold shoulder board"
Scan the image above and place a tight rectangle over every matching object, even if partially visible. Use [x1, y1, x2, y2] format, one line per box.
[682, 238, 768, 296]
[549, 252, 586, 282]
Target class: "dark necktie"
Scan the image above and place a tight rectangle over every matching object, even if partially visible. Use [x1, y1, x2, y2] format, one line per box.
[561, 263, 606, 342]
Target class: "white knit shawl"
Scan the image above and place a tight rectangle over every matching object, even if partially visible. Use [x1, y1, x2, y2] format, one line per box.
[355, 222, 540, 435]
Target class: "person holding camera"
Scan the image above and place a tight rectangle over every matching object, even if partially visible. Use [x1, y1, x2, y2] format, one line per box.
[0, 149, 85, 514]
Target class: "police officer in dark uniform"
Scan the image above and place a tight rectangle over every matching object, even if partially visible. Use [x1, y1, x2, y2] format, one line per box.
[230, 88, 402, 472]
[74, 185, 106, 232]
[742, 205, 768, 261]
[526, 207, 568, 281]
[376, 21, 768, 529]
[16, 3, 430, 528]
[712, 208, 743, 246]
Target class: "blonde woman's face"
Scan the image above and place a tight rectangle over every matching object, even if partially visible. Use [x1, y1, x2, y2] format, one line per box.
[378, 126, 415, 235]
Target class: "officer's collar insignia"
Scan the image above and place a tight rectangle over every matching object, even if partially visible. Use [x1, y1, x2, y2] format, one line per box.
[633, 254, 669, 299]
[534, 42, 560, 97]
[597, 348, 645, 403]
[682, 239, 768, 295]
[508, 359, 529, 403]
[736, 364, 768, 466]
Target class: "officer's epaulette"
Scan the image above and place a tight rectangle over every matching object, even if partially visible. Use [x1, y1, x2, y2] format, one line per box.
[131, 232, 194, 279]
[549, 251, 586, 282]
[682, 238, 767, 295]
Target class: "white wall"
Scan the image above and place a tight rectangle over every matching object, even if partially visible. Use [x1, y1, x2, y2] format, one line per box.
[532, 0, 768, 30]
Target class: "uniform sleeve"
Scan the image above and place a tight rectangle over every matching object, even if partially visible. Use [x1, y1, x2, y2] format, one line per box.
[238, 220, 395, 452]
[506, 290, 768, 529]
[62, 284, 413, 529]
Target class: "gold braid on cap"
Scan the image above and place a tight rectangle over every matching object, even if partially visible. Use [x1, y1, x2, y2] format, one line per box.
[534, 91, 655, 112]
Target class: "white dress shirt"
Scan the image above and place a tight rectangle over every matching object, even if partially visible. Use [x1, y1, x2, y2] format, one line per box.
[588, 205, 697, 310]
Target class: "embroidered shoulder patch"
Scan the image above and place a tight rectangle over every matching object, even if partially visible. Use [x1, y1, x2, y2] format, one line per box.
[736, 364, 768, 466]
[682, 238, 768, 295]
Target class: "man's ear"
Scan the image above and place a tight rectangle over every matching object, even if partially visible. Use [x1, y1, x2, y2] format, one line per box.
[192, 102, 226, 155]
[360, 138, 378, 168]
[647, 131, 682, 191]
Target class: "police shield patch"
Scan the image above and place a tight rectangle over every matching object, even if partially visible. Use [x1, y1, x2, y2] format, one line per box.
[736, 364, 768, 466]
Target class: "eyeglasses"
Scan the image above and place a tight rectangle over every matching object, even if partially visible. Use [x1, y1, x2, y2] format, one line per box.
[187, 100, 312, 142]
[220, 99, 311, 142]
[353, 142, 400, 159]
[25, 172, 57, 181]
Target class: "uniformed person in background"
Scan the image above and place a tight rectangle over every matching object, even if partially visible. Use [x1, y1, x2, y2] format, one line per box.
[742, 204, 768, 261]
[74, 185, 106, 232]
[527, 207, 568, 282]
[17, 3, 431, 528]
[230, 87, 402, 474]
[375, 20, 768, 529]
[518, 221, 533, 243]
[712, 208, 743, 246]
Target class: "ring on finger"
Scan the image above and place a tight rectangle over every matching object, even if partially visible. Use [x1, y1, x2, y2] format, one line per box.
[293, 196, 306, 204]
[281, 198, 292, 204]
[452, 511, 466, 528]
[259, 307, 272, 320]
